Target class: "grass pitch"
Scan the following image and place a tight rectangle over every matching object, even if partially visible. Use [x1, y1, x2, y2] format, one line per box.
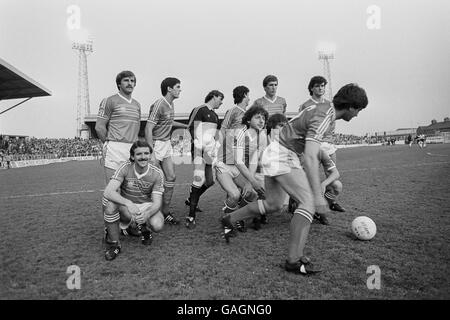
[1, 144, 449, 299]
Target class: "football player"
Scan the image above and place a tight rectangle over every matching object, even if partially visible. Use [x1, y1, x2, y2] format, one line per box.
[184, 90, 223, 228]
[221, 83, 368, 275]
[103, 140, 165, 261]
[216, 88, 268, 232]
[250, 75, 287, 117]
[145, 77, 188, 225]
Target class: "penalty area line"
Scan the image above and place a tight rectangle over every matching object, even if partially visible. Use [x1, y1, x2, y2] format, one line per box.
[1, 183, 192, 200]
[1, 189, 103, 200]
[426, 152, 449, 157]
[340, 161, 450, 173]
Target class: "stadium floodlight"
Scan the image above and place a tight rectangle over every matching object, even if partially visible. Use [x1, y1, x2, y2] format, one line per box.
[318, 51, 335, 60]
[72, 35, 93, 138]
[72, 42, 93, 52]
[317, 41, 336, 57]
[317, 42, 336, 101]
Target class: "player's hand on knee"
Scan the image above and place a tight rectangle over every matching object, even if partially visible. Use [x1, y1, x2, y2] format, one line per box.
[251, 180, 265, 196]
[135, 211, 150, 225]
[126, 202, 140, 216]
[241, 183, 253, 199]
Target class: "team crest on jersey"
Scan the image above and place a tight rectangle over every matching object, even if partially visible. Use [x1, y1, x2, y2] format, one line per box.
[140, 181, 151, 189]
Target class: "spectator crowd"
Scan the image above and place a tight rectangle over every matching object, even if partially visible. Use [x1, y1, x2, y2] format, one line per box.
[0, 131, 373, 164]
[0, 135, 102, 161]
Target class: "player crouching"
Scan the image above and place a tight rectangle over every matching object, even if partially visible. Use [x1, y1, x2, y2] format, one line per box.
[103, 140, 165, 261]
[217, 106, 268, 237]
[320, 142, 346, 213]
[288, 142, 345, 225]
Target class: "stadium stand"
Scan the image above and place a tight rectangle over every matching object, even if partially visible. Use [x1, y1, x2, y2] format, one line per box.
[0, 57, 51, 114]
[0, 136, 101, 160]
[417, 118, 450, 136]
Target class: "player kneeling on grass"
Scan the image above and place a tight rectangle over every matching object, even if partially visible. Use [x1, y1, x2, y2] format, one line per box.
[103, 140, 165, 261]
[216, 105, 269, 233]
[320, 142, 346, 213]
[221, 83, 368, 275]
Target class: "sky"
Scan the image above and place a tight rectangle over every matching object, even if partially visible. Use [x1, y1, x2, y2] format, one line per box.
[1, 0, 449, 138]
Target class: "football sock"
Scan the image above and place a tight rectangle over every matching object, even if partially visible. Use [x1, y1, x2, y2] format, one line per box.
[223, 198, 239, 214]
[162, 180, 175, 216]
[105, 221, 120, 244]
[324, 191, 336, 204]
[288, 213, 312, 264]
[188, 185, 202, 218]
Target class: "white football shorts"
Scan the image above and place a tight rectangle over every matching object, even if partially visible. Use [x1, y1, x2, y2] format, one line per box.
[103, 141, 133, 171]
[261, 141, 302, 177]
[153, 140, 173, 161]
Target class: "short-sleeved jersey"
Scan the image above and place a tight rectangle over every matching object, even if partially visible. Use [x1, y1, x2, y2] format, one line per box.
[218, 106, 246, 165]
[235, 128, 269, 172]
[319, 148, 336, 175]
[279, 102, 336, 157]
[147, 97, 174, 141]
[299, 98, 334, 143]
[298, 97, 330, 113]
[220, 106, 246, 131]
[252, 96, 287, 116]
[235, 127, 256, 166]
[97, 93, 141, 143]
[187, 105, 219, 144]
[111, 161, 165, 204]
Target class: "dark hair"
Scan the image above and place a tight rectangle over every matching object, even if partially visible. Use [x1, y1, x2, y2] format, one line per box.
[241, 106, 268, 128]
[161, 77, 180, 96]
[233, 86, 249, 104]
[263, 75, 278, 87]
[116, 71, 136, 90]
[129, 140, 153, 161]
[204, 90, 224, 103]
[267, 113, 287, 135]
[308, 76, 327, 96]
[332, 83, 368, 111]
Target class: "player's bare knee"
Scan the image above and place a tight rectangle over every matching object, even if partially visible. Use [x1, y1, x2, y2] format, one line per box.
[332, 180, 343, 193]
[272, 202, 284, 212]
[166, 175, 176, 183]
[229, 190, 241, 203]
[104, 201, 117, 214]
[265, 200, 283, 213]
[150, 219, 164, 232]
[193, 170, 205, 187]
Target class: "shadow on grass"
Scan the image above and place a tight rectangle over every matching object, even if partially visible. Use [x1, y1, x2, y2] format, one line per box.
[344, 231, 361, 241]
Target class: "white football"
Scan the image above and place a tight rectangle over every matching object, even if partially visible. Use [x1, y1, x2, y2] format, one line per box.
[351, 216, 376, 240]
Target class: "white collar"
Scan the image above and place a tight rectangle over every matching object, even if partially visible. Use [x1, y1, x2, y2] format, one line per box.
[263, 95, 277, 103]
[134, 163, 150, 179]
[235, 105, 246, 113]
[204, 103, 214, 111]
[311, 97, 325, 104]
[118, 92, 133, 104]
[163, 97, 173, 108]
